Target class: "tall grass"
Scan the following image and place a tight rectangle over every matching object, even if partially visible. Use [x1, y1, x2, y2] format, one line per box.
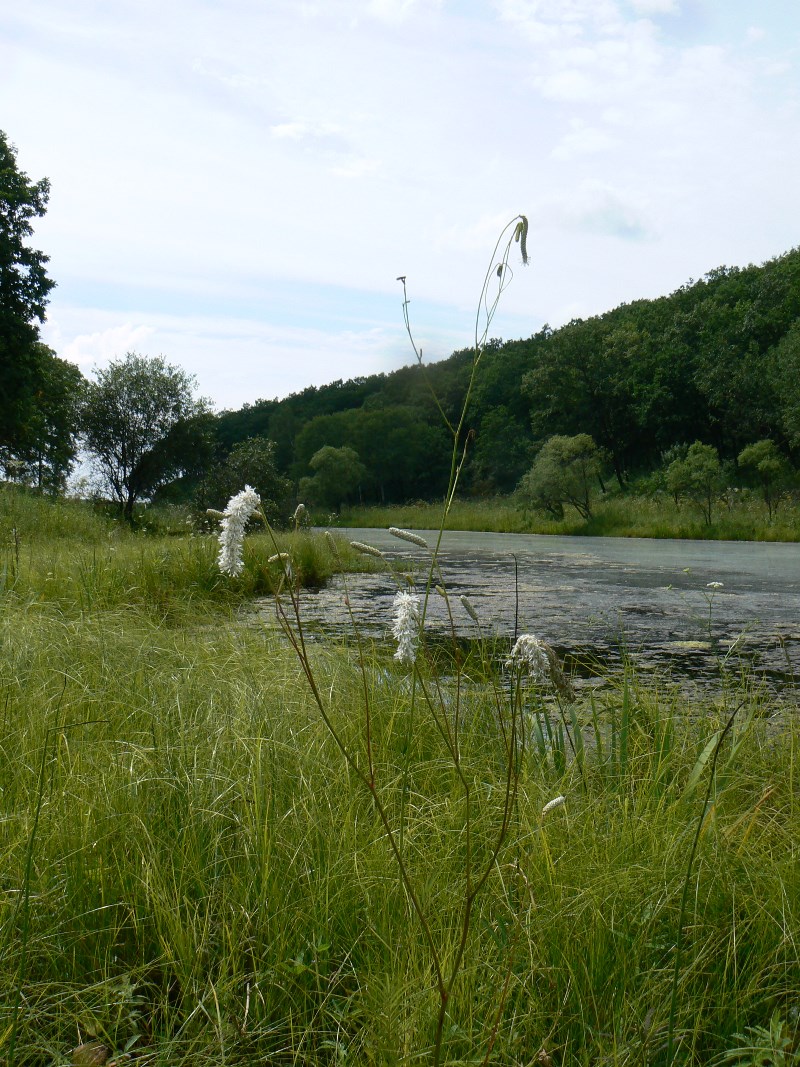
[0, 486, 374, 620]
[0, 593, 797, 1064]
[337, 493, 800, 541]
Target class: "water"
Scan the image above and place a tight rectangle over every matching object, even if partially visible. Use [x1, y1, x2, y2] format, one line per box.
[265, 529, 800, 691]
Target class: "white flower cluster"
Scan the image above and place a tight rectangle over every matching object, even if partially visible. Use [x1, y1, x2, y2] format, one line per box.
[217, 486, 261, 576]
[506, 633, 551, 681]
[391, 590, 421, 665]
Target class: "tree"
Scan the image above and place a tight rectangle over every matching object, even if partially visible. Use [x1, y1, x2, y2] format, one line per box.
[193, 436, 291, 523]
[0, 131, 56, 452]
[665, 441, 724, 524]
[299, 445, 367, 511]
[738, 439, 792, 522]
[0, 345, 86, 493]
[516, 434, 602, 521]
[82, 352, 212, 520]
[470, 406, 534, 494]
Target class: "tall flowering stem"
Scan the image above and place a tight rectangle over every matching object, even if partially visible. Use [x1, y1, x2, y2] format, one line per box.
[394, 217, 529, 1066]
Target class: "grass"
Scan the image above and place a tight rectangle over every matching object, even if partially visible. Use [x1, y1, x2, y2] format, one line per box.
[336, 493, 800, 541]
[0, 486, 377, 621]
[0, 489, 798, 1065]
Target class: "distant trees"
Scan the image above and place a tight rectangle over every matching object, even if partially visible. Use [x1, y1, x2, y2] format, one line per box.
[82, 352, 213, 520]
[517, 434, 603, 520]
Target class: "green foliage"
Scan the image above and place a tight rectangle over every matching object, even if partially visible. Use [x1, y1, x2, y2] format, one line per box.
[666, 440, 726, 524]
[738, 439, 793, 521]
[82, 352, 213, 520]
[0, 344, 86, 493]
[192, 435, 292, 523]
[0, 131, 57, 454]
[299, 444, 367, 511]
[716, 1013, 798, 1066]
[517, 433, 603, 520]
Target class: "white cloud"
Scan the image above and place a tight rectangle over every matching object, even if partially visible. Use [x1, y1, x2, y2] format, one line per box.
[3, 0, 800, 409]
[627, 0, 678, 14]
[56, 323, 156, 373]
[551, 122, 619, 158]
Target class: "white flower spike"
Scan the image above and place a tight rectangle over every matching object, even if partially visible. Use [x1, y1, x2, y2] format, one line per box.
[392, 590, 421, 665]
[217, 486, 261, 576]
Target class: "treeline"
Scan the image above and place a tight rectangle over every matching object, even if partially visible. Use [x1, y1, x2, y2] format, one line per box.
[3, 126, 800, 518]
[210, 246, 800, 507]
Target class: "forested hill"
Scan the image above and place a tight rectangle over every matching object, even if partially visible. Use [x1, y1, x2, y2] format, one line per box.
[214, 247, 800, 502]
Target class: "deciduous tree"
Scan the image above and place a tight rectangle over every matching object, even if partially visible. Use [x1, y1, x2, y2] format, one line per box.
[0, 131, 56, 451]
[517, 434, 602, 521]
[82, 352, 212, 520]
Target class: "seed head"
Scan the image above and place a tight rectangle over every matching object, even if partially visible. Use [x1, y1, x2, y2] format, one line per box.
[460, 594, 480, 624]
[542, 795, 566, 816]
[514, 215, 529, 265]
[350, 540, 386, 559]
[325, 531, 341, 560]
[389, 526, 429, 549]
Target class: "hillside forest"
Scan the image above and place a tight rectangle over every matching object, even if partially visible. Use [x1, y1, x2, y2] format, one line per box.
[3, 128, 800, 525]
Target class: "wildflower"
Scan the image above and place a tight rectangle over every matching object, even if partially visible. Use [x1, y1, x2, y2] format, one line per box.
[217, 486, 260, 576]
[507, 634, 550, 680]
[293, 502, 308, 525]
[460, 594, 480, 624]
[507, 634, 575, 700]
[706, 581, 724, 589]
[350, 540, 386, 559]
[542, 795, 566, 816]
[389, 526, 429, 549]
[268, 552, 290, 564]
[391, 590, 421, 665]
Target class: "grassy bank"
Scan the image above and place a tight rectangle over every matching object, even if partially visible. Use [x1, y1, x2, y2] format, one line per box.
[1, 491, 798, 1065]
[337, 494, 800, 541]
[0, 487, 375, 621]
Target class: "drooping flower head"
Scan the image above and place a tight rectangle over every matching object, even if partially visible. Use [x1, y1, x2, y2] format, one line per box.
[217, 485, 261, 576]
[507, 633, 551, 681]
[507, 633, 575, 700]
[391, 590, 421, 665]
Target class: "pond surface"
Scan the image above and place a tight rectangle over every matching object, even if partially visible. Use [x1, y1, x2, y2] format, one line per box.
[273, 529, 800, 690]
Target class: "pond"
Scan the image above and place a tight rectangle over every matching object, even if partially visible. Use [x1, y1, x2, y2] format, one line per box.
[269, 529, 800, 691]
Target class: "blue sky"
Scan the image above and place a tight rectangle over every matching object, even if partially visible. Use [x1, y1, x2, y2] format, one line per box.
[2, 0, 799, 409]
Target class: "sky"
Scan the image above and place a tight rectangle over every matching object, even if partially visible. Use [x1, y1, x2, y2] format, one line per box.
[2, 0, 800, 412]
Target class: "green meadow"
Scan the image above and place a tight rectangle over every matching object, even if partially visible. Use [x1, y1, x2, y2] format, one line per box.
[1, 488, 798, 1066]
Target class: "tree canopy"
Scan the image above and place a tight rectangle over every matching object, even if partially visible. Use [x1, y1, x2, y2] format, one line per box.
[82, 352, 212, 519]
[0, 130, 57, 454]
